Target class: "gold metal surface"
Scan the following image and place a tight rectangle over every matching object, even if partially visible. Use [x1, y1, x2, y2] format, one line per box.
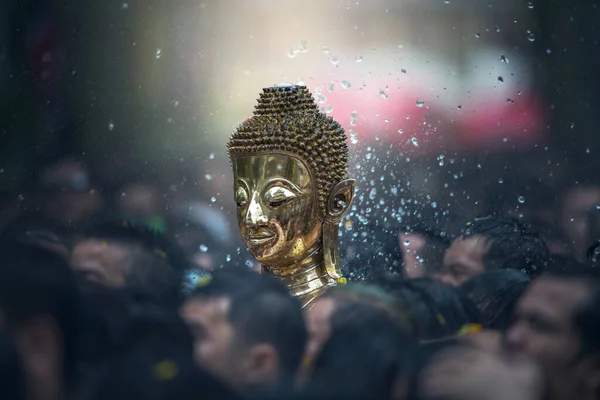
[227, 84, 355, 308]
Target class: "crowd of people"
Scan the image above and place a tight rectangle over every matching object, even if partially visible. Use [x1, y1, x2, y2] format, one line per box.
[1, 155, 600, 400]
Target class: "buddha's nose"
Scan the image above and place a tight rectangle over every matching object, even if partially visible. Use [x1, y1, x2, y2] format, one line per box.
[245, 197, 268, 227]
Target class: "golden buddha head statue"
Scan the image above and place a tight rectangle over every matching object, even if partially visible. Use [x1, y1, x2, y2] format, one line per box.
[227, 84, 354, 280]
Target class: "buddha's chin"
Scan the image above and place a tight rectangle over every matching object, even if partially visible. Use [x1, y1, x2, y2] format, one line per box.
[246, 239, 279, 263]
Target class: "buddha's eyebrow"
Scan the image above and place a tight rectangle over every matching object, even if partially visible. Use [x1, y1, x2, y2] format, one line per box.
[235, 179, 250, 191]
[263, 178, 303, 194]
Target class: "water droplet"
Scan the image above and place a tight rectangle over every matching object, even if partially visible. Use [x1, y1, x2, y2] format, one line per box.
[546, 48, 552, 54]
[355, 55, 363, 62]
[526, 30, 535, 41]
[401, 68, 407, 74]
[209, 153, 215, 159]
[411, 137, 419, 147]
[528, 2, 534, 9]
[327, 81, 335, 92]
[287, 40, 308, 58]
[226, 254, 231, 262]
[500, 55, 509, 63]
[205, 174, 212, 181]
[369, 188, 377, 200]
[108, 120, 115, 131]
[457, 105, 462, 110]
[518, 196, 525, 203]
[210, 197, 217, 203]
[416, 100, 425, 107]
[397, 129, 403, 134]
[379, 89, 388, 99]
[329, 55, 339, 67]
[341, 80, 352, 89]
[199, 244, 208, 252]
[350, 129, 358, 144]
[155, 48, 162, 59]
[444, 0, 450, 3]
[586, 148, 591, 154]
[431, 202, 438, 208]
[325, 105, 333, 114]
[350, 111, 358, 126]
[498, 76, 504, 83]
[122, 2, 129, 8]
[475, 33, 481, 38]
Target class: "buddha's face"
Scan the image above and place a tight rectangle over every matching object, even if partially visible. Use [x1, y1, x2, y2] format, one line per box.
[232, 153, 322, 266]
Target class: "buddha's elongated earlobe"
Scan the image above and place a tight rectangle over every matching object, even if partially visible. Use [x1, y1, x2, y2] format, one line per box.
[323, 179, 355, 280]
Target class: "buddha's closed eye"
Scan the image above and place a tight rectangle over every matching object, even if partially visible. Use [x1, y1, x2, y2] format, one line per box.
[264, 186, 298, 208]
[235, 187, 248, 207]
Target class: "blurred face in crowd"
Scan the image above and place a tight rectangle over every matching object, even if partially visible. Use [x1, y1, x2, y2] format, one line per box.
[561, 186, 600, 262]
[71, 240, 129, 286]
[441, 236, 488, 286]
[180, 297, 242, 387]
[505, 278, 597, 400]
[399, 232, 426, 279]
[116, 183, 163, 220]
[39, 161, 103, 226]
[182, 295, 289, 391]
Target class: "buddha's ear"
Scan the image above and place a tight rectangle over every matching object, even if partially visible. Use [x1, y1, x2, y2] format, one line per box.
[326, 179, 355, 222]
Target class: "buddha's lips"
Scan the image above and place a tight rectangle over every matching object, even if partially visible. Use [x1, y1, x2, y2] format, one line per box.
[246, 231, 276, 244]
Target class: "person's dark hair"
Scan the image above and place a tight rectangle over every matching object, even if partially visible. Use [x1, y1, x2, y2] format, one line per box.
[189, 268, 307, 387]
[0, 330, 26, 400]
[458, 216, 550, 275]
[302, 302, 416, 400]
[322, 283, 417, 338]
[342, 225, 404, 281]
[383, 278, 481, 341]
[537, 255, 588, 276]
[460, 269, 531, 331]
[80, 289, 239, 400]
[75, 220, 187, 305]
[0, 240, 79, 387]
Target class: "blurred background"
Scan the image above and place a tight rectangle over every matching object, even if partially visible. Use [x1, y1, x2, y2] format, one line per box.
[1, 0, 599, 273]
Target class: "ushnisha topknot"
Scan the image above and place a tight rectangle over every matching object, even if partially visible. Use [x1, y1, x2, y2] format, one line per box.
[227, 84, 349, 217]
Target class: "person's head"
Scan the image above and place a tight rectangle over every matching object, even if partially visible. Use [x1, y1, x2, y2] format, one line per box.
[0, 240, 79, 400]
[227, 85, 354, 274]
[180, 268, 307, 393]
[506, 269, 600, 400]
[81, 290, 240, 400]
[399, 224, 450, 279]
[560, 183, 600, 262]
[441, 216, 549, 286]
[302, 302, 415, 400]
[304, 284, 415, 373]
[385, 278, 481, 342]
[460, 269, 531, 331]
[36, 159, 104, 227]
[71, 220, 184, 305]
[342, 225, 405, 281]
